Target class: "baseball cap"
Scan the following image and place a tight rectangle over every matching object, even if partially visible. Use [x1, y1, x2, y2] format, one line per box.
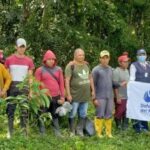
[16, 38, 26, 47]
[100, 50, 110, 57]
[137, 49, 146, 55]
[118, 55, 129, 62]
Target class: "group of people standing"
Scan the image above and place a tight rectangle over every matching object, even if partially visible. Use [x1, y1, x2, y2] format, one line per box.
[0, 38, 150, 139]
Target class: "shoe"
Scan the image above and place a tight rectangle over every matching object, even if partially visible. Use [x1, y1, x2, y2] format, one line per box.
[76, 117, 85, 137]
[52, 118, 63, 137]
[69, 118, 75, 136]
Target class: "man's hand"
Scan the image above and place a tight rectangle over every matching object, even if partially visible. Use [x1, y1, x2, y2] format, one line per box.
[67, 95, 72, 102]
[0, 90, 6, 97]
[57, 99, 65, 105]
[120, 81, 127, 87]
[93, 99, 100, 107]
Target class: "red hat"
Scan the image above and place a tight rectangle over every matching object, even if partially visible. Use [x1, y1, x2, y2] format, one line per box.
[118, 55, 129, 62]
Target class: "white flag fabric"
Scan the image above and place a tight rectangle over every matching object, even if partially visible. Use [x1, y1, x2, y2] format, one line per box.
[127, 81, 150, 121]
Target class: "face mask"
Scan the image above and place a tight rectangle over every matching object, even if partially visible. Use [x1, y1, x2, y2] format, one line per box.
[137, 55, 147, 62]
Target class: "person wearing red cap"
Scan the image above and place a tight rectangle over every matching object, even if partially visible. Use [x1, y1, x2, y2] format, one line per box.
[113, 55, 129, 130]
[35, 50, 65, 136]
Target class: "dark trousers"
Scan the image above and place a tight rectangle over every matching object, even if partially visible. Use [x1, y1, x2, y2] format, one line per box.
[132, 120, 149, 133]
[6, 82, 28, 134]
[49, 95, 61, 119]
[38, 95, 61, 131]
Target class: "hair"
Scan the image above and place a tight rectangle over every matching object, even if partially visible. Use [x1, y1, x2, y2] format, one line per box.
[74, 48, 84, 58]
[122, 51, 129, 56]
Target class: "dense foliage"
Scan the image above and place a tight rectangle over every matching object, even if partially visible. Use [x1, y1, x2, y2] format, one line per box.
[0, 0, 150, 68]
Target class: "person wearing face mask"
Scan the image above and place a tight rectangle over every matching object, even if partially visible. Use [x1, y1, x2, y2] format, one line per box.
[130, 49, 150, 133]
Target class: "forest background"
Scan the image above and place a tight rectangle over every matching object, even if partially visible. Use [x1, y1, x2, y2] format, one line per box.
[0, 0, 150, 150]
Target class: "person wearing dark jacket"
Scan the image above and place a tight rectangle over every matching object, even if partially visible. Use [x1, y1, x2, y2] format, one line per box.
[130, 49, 150, 133]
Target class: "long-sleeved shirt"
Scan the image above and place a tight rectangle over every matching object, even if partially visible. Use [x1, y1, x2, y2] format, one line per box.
[0, 63, 12, 96]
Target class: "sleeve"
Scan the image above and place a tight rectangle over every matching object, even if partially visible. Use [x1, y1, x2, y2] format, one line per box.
[113, 69, 119, 82]
[129, 64, 136, 81]
[112, 69, 121, 89]
[35, 67, 42, 82]
[92, 68, 98, 89]
[28, 58, 35, 70]
[2, 65, 12, 92]
[59, 68, 65, 99]
[65, 64, 72, 78]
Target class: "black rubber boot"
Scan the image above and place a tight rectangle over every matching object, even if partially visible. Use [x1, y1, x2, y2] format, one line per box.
[76, 117, 85, 137]
[122, 117, 128, 130]
[52, 118, 62, 137]
[39, 120, 45, 135]
[20, 109, 28, 136]
[69, 118, 75, 136]
[7, 117, 14, 139]
[115, 118, 122, 130]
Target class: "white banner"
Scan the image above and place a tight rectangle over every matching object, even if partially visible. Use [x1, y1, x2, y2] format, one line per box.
[127, 81, 150, 121]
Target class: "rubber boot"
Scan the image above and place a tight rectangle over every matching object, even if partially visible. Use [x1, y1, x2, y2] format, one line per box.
[20, 110, 28, 136]
[115, 118, 122, 130]
[76, 117, 85, 137]
[38, 120, 45, 135]
[69, 118, 75, 136]
[122, 117, 128, 130]
[7, 117, 14, 139]
[105, 119, 113, 138]
[52, 118, 62, 137]
[94, 117, 104, 138]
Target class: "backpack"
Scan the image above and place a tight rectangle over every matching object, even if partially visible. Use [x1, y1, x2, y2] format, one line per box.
[84, 117, 95, 136]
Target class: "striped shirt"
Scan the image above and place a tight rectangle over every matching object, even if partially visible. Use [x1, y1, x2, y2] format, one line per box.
[5, 54, 34, 81]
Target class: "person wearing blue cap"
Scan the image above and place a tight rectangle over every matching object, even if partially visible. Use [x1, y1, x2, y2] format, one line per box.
[130, 48, 150, 133]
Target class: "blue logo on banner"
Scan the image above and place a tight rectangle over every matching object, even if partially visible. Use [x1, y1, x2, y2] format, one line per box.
[144, 91, 150, 102]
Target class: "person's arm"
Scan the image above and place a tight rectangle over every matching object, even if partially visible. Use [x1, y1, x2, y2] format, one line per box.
[65, 65, 72, 102]
[91, 68, 100, 107]
[0, 65, 12, 97]
[129, 64, 136, 81]
[28, 59, 35, 98]
[114, 88, 121, 104]
[113, 69, 121, 104]
[89, 74, 95, 100]
[58, 69, 65, 104]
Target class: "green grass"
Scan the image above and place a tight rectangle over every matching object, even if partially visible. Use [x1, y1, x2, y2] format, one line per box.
[0, 103, 150, 150]
[1, 118, 150, 150]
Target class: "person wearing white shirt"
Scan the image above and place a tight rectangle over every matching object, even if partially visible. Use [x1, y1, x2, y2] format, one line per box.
[130, 49, 150, 133]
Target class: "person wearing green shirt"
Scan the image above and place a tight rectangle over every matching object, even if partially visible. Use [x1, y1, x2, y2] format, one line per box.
[65, 48, 95, 136]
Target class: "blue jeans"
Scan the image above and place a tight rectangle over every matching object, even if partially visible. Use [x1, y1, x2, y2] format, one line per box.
[69, 102, 88, 119]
